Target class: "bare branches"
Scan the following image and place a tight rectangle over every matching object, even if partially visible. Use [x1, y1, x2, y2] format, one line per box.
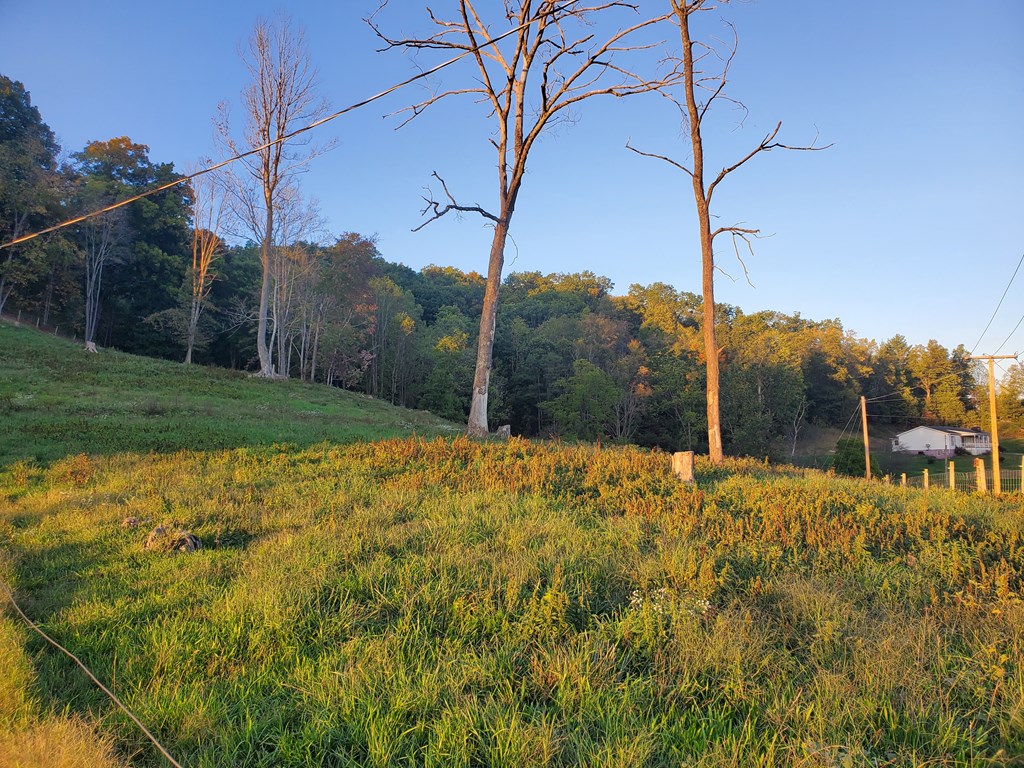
[625, 139, 693, 177]
[706, 121, 831, 203]
[412, 172, 501, 232]
[373, 1, 678, 435]
[373, 1, 679, 225]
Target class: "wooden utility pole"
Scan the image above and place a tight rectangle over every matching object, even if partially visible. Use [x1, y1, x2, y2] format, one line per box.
[968, 354, 1018, 496]
[861, 396, 871, 481]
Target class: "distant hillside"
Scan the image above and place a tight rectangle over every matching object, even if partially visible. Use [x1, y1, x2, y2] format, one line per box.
[0, 321, 459, 466]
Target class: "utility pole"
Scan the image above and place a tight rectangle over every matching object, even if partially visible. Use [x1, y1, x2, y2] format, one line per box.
[968, 354, 1018, 496]
[861, 395, 871, 481]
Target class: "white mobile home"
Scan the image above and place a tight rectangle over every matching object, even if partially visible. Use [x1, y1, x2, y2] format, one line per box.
[890, 426, 991, 459]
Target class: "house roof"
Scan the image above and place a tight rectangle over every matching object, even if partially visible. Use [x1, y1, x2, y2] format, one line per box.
[895, 425, 989, 439]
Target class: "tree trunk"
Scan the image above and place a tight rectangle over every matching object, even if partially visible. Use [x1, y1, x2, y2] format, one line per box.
[467, 219, 509, 437]
[41, 271, 55, 326]
[310, 313, 321, 384]
[0, 276, 9, 317]
[185, 293, 199, 364]
[679, 6, 724, 465]
[256, 203, 274, 376]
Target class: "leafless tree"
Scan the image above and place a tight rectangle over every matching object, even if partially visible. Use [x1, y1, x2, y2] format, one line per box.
[77, 186, 127, 353]
[628, 0, 828, 464]
[216, 13, 331, 377]
[371, 1, 677, 437]
[184, 165, 225, 364]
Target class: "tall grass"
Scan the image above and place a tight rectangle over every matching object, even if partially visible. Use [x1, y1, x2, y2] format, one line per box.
[2, 439, 1022, 766]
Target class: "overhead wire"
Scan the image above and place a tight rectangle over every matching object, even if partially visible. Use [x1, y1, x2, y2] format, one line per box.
[970, 251, 1024, 354]
[993, 310, 1024, 356]
[0, 2, 577, 252]
[2, 580, 185, 768]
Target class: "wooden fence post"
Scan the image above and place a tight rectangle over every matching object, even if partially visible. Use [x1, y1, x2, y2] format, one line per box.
[923, 468, 929, 490]
[672, 451, 695, 484]
[949, 461, 955, 490]
[900, 473, 906, 487]
[975, 458, 987, 494]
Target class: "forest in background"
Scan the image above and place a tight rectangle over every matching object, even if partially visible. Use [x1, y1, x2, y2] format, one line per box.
[3, 72, 1023, 458]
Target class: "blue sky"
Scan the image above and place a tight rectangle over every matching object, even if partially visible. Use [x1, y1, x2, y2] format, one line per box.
[2, 0, 1022, 354]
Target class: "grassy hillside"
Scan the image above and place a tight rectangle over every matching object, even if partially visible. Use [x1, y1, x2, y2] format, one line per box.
[1, 320, 1023, 766]
[0, 321, 458, 466]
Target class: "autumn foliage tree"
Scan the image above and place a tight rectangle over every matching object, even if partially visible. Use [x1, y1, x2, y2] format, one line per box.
[184, 166, 225, 364]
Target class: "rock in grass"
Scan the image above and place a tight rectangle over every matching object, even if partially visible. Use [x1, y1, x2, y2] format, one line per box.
[121, 516, 140, 529]
[144, 524, 201, 553]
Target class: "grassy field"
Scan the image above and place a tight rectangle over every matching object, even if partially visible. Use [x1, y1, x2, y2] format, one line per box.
[2, 321, 1024, 767]
[0, 322, 458, 465]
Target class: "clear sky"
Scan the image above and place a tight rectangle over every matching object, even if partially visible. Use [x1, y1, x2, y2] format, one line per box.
[2, 0, 1022, 355]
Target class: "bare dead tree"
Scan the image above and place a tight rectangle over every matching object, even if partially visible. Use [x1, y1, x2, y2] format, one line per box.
[627, 0, 829, 464]
[77, 182, 127, 353]
[184, 164, 225, 364]
[371, 1, 677, 437]
[267, 185, 324, 378]
[216, 13, 331, 377]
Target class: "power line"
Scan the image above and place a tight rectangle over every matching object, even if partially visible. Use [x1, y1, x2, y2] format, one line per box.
[864, 369, 970, 406]
[994, 310, 1024, 356]
[970, 251, 1024, 354]
[2, 580, 185, 768]
[0, 3, 577, 252]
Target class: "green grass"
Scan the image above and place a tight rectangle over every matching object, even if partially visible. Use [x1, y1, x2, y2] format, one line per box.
[2, 442, 1023, 766]
[2, 320, 1023, 766]
[879, 450, 1024, 482]
[0, 321, 459, 466]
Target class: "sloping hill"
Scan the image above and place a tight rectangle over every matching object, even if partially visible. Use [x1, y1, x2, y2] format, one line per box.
[0, 321, 458, 466]
[1, 321, 1023, 767]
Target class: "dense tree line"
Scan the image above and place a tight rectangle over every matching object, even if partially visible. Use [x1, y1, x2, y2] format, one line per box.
[2, 74, 1022, 454]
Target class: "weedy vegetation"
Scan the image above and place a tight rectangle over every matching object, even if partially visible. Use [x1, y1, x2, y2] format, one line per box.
[1, 322, 1023, 767]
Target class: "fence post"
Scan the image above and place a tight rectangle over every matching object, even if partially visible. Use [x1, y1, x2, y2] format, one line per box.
[949, 461, 955, 490]
[923, 468, 929, 490]
[975, 458, 987, 494]
[900, 473, 906, 487]
[672, 451, 695, 484]
[16, 310, 21, 325]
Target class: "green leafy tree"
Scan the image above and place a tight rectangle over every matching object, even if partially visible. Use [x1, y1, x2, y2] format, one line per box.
[931, 380, 968, 426]
[73, 137, 190, 355]
[543, 359, 620, 441]
[831, 437, 878, 477]
[908, 340, 953, 416]
[364, 277, 423, 405]
[418, 306, 475, 422]
[866, 335, 919, 423]
[0, 76, 65, 315]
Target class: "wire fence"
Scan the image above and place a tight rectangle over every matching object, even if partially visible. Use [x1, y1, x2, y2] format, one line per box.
[904, 466, 1023, 494]
[1, 309, 79, 343]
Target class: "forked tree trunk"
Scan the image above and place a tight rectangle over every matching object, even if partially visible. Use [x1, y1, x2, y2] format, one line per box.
[467, 219, 509, 437]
